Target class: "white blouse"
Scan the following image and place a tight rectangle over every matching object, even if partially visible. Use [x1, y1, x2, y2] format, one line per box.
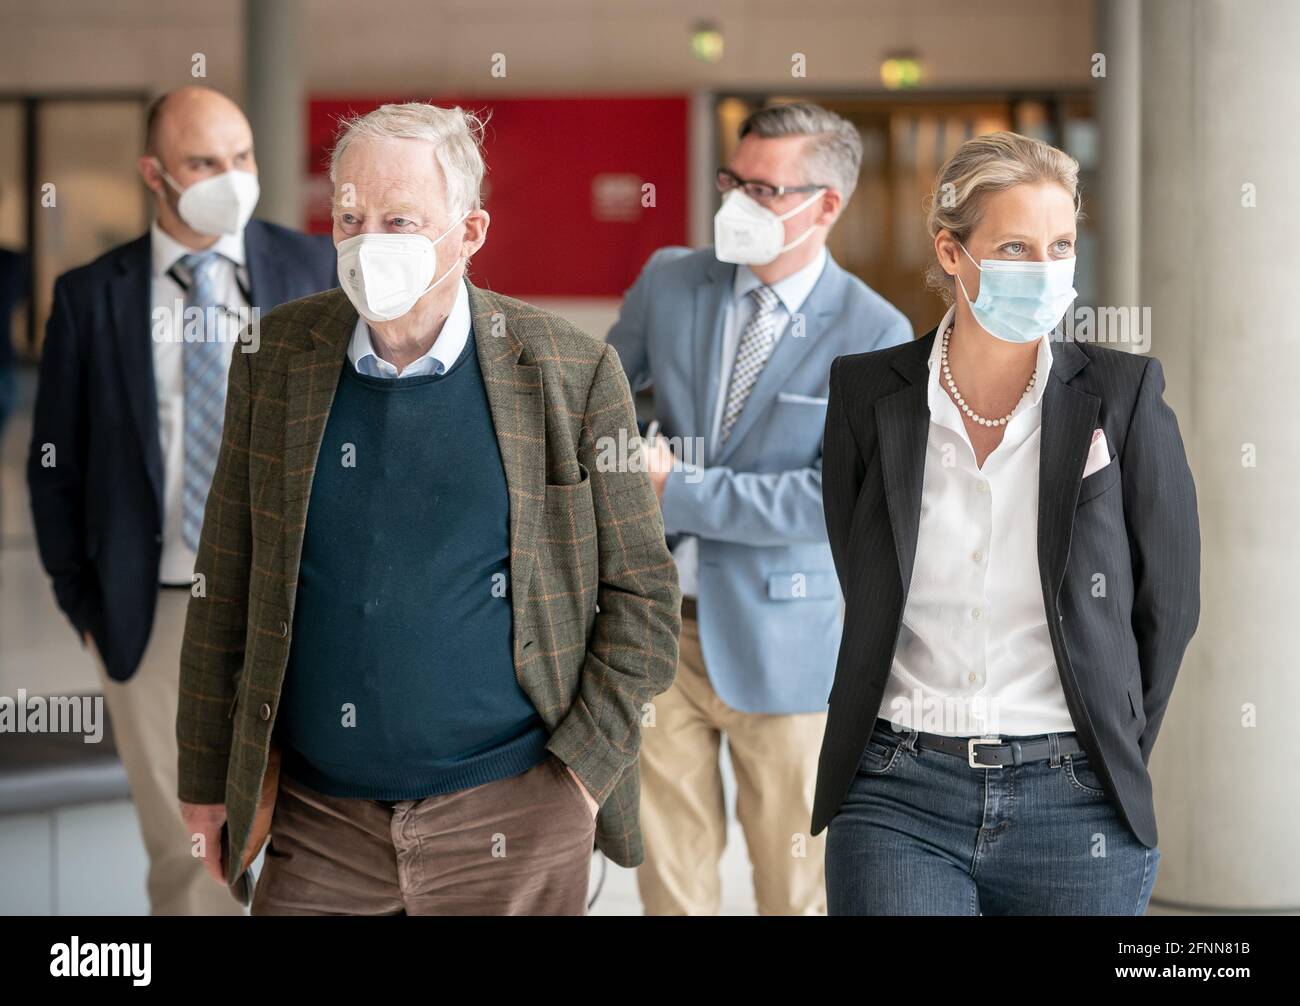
[879, 305, 1076, 738]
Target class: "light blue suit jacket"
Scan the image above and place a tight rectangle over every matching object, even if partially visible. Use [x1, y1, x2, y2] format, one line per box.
[607, 247, 912, 713]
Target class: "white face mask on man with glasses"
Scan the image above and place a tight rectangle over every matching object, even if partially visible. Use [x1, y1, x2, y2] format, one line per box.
[712, 170, 827, 266]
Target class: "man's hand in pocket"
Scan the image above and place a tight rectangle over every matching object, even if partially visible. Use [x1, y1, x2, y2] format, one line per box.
[565, 765, 600, 820]
[180, 801, 229, 883]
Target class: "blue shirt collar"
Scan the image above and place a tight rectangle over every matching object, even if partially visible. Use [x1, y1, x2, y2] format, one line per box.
[348, 277, 472, 378]
[731, 245, 828, 315]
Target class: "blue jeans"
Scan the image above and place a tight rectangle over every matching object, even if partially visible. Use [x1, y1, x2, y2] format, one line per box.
[826, 718, 1160, 915]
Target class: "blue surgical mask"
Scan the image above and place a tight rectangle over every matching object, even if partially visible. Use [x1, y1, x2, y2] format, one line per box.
[956, 242, 1077, 343]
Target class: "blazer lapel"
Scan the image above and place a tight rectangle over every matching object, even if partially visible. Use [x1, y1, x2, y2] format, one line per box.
[714, 255, 848, 466]
[281, 291, 353, 608]
[243, 220, 287, 310]
[876, 333, 933, 600]
[1037, 337, 1099, 603]
[108, 235, 164, 518]
[694, 259, 731, 458]
[468, 283, 546, 616]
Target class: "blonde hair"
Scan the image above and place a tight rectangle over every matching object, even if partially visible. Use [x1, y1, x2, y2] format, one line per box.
[329, 102, 489, 218]
[923, 131, 1082, 304]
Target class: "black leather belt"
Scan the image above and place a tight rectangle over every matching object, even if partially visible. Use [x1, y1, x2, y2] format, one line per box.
[681, 596, 698, 621]
[880, 718, 1086, 768]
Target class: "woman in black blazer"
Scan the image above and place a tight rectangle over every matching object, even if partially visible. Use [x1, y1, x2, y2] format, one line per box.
[812, 132, 1199, 915]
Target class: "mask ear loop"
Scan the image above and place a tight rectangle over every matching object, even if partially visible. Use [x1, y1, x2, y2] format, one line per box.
[954, 240, 982, 307]
[153, 159, 186, 197]
[774, 186, 827, 222]
[413, 209, 474, 300]
[775, 187, 827, 253]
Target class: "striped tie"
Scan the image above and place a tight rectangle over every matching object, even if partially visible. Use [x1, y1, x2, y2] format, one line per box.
[179, 251, 227, 552]
[719, 284, 780, 445]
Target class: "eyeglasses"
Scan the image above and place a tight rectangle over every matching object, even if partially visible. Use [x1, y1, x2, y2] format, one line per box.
[716, 167, 828, 203]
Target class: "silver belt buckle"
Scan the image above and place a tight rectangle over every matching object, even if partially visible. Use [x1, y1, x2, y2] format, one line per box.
[967, 736, 1004, 769]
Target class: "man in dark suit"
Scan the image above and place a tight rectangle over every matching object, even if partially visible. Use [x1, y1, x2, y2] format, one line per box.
[27, 86, 336, 914]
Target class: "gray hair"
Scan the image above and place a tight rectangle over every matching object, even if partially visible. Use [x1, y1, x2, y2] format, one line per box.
[738, 102, 863, 202]
[329, 102, 488, 218]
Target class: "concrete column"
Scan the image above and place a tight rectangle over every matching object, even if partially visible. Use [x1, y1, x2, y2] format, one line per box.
[1095, 0, 1141, 316]
[689, 90, 717, 248]
[1141, 0, 1300, 913]
[244, 0, 302, 229]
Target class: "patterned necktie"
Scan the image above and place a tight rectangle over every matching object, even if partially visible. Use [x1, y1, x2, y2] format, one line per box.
[179, 251, 227, 552]
[719, 284, 780, 445]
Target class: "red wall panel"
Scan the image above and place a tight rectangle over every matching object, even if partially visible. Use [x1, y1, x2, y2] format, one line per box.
[309, 95, 689, 299]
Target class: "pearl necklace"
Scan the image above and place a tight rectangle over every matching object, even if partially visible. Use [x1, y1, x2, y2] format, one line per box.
[940, 322, 1035, 427]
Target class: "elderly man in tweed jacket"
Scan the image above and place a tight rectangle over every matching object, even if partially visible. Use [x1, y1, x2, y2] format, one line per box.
[175, 102, 680, 915]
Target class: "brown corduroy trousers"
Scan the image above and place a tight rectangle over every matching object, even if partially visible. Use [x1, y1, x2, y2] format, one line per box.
[251, 753, 596, 915]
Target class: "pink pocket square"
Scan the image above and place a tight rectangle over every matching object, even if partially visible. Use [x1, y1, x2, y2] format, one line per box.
[1082, 428, 1111, 478]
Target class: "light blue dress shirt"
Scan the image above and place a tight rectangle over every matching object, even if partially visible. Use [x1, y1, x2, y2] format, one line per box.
[347, 277, 472, 378]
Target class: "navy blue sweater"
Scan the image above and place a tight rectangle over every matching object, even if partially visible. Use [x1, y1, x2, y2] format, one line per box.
[277, 328, 550, 798]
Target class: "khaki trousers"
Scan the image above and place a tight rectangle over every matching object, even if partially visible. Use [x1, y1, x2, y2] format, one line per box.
[91, 588, 244, 915]
[251, 753, 595, 915]
[636, 614, 828, 915]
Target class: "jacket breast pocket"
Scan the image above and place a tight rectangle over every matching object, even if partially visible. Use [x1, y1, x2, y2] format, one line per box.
[1077, 455, 1120, 504]
[776, 391, 829, 406]
[767, 570, 838, 601]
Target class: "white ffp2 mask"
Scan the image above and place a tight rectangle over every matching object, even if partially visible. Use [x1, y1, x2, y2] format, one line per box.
[713, 187, 824, 265]
[335, 212, 470, 323]
[158, 164, 260, 236]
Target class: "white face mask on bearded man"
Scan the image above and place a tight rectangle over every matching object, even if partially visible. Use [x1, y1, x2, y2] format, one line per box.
[156, 163, 261, 236]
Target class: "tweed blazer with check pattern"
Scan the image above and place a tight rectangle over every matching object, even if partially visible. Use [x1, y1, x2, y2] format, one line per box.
[176, 282, 682, 879]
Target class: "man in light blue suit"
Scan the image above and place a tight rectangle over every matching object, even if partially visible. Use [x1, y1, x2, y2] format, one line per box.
[608, 103, 911, 915]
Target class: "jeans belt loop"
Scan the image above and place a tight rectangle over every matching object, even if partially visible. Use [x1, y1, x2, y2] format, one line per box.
[1048, 733, 1061, 767]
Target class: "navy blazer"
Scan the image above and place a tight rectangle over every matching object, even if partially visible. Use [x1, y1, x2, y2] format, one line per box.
[814, 328, 1200, 849]
[27, 219, 338, 681]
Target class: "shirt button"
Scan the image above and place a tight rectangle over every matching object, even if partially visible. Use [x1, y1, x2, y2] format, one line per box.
[968, 672, 978, 683]
[975, 481, 988, 494]
[972, 551, 983, 563]
[259, 703, 271, 721]
[972, 607, 983, 620]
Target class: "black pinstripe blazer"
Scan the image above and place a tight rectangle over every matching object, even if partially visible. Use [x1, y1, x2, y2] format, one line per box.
[813, 326, 1200, 848]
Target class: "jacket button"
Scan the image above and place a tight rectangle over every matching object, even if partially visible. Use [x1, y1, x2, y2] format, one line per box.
[279, 620, 288, 637]
[259, 703, 271, 721]
[154, 534, 163, 544]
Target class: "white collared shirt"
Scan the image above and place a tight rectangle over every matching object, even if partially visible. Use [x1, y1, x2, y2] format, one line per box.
[347, 278, 471, 378]
[880, 304, 1075, 737]
[150, 221, 249, 585]
[674, 247, 828, 598]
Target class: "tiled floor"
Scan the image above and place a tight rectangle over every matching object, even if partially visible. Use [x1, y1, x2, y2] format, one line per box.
[0, 366, 759, 915]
